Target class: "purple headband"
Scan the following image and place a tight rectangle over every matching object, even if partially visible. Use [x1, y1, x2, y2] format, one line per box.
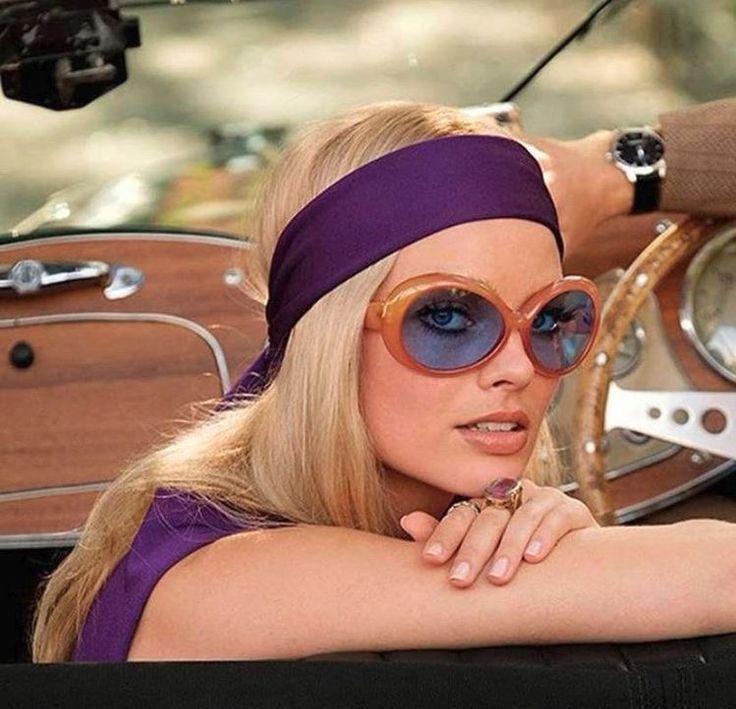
[222, 134, 562, 404]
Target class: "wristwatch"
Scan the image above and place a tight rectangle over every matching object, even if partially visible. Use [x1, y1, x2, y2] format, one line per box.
[607, 126, 666, 214]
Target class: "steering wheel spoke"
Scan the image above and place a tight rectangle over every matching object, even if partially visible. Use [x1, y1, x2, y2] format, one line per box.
[606, 383, 735, 459]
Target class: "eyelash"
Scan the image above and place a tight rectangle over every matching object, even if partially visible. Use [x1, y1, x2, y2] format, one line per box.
[416, 302, 473, 336]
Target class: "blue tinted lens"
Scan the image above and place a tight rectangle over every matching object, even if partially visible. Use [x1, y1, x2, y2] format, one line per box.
[530, 291, 595, 371]
[401, 288, 504, 370]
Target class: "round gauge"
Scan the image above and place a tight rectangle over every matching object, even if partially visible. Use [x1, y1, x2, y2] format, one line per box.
[680, 226, 736, 383]
[612, 319, 644, 379]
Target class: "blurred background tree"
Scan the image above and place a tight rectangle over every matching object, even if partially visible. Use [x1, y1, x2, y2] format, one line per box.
[643, 0, 736, 99]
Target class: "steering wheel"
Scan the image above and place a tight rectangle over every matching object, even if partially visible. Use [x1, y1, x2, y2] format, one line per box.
[573, 215, 732, 525]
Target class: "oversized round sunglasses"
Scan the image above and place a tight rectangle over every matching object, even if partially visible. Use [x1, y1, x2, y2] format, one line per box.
[364, 273, 601, 376]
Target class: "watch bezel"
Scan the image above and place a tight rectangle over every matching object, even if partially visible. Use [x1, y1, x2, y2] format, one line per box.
[607, 126, 667, 181]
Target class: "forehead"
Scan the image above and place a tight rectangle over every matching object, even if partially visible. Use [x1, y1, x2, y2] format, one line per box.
[378, 218, 563, 306]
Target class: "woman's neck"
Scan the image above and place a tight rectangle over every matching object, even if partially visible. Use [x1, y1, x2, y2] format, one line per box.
[383, 466, 456, 521]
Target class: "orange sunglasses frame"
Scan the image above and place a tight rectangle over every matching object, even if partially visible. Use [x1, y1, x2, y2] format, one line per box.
[364, 273, 601, 377]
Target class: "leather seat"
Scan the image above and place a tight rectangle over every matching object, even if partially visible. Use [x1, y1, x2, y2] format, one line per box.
[5, 633, 736, 708]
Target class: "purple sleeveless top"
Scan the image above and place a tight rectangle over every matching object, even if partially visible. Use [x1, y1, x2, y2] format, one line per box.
[72, 488, 293, 662]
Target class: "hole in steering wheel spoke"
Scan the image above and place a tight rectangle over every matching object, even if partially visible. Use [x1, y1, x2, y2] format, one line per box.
[702, 408, 727, 434]
[672, 408, 689, 425]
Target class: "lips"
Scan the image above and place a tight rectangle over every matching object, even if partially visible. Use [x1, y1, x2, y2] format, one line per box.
[456, 409, 531, 456]
[460, 410, 531, 429]
[456, 426, 530, 455]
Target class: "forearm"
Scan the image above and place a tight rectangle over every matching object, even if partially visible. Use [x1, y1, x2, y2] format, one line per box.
[657, 98, 736, 216]
[512, 519, 736, 644]
[155, 519, 736, 660]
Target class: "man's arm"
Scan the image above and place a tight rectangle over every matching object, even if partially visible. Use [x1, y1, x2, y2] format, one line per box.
[524, 96, 736, 259]
[658, 97, 736, 216]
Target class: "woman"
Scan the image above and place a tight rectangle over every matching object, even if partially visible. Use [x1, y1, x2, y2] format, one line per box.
[33, 101, 736, 662]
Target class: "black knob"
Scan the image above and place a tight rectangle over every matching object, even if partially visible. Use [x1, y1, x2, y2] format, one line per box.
[9, 341, 34, 369]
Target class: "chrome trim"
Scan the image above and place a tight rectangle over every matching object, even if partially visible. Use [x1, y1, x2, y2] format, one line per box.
[679, 224, 736, 384]
[0, 532, 80, 550]
[0, 481, 110, 504]
[0, 482, 109, 548]
[602, 440, 681, 481]
[0, 231, 251, 253]
[614, 460, 736, 524]
[559, 440, 681, 494]
[0, 311, 232, 393]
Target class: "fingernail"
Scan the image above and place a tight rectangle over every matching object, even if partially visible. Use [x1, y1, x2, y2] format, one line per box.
[425, 542, 443, 557]
[450, 561, 470, 581]
[526, 540, 543, 557]
[488, 556, 509, 579]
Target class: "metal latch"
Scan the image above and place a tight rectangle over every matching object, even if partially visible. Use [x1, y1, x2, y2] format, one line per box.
[0, 259, 144, 300]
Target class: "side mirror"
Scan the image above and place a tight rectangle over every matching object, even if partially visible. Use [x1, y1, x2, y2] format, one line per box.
[0, 0, 141, 111]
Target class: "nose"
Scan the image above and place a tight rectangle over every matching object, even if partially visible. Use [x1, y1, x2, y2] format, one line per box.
[476, 330, 535, 390]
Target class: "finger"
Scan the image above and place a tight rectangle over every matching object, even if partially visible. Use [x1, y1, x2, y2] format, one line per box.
[488, 491, 593, 585]
[400, 511, 439, 543]
[483, 493, 562, 585]
[523, 498, 596, 564]
[447, 506, 510, 587]
[421, 502, 482, 565]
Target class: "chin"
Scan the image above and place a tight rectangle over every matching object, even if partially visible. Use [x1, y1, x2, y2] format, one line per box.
[440, 454, 529, 498]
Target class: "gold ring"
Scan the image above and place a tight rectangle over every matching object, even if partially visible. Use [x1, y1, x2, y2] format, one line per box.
[443, 499, 483, 520]
[482, 478, 523, 514]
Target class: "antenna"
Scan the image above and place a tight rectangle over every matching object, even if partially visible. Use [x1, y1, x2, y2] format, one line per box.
[500, 0, 635, 103]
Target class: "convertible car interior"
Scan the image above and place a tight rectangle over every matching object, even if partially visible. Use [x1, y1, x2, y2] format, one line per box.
[1, 0, 735, 706]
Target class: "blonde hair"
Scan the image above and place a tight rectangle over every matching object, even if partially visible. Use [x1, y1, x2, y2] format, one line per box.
[32, 101, 562, 662]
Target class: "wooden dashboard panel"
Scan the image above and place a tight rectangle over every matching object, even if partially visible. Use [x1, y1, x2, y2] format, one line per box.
[0, 231, 265, 543]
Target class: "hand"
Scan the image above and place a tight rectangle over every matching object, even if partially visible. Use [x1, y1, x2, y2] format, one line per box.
[400, 479, 598, 588]
[519, 130, 634, 258]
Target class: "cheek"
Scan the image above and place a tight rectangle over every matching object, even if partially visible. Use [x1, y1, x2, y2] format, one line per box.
[360, 333, 449, 465]
[536, 376, 560, 409]
[526, 376, 559, 433]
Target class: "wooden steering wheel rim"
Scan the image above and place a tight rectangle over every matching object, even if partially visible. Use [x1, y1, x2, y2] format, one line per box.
[572, 215, 727, 525]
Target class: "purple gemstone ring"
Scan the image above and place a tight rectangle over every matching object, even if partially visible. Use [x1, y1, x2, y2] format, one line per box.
[482, 478, 524, 514]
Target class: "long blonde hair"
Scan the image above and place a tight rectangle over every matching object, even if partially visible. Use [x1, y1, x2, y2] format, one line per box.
[32, 101, 561, 662]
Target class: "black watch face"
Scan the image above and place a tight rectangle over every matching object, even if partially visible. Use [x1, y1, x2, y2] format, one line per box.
[613, 131, 664, 167]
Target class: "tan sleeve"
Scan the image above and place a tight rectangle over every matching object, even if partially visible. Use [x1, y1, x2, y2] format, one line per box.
[657, 97, 736, 215]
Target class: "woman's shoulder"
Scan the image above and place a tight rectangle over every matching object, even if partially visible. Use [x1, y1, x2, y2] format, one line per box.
[127, 522, 409, 660]
[125, 487, 296, 594]
[73, 487, 296, 662]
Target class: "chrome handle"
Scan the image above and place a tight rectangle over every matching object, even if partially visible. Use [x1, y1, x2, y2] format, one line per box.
[0, 259, 143, 300]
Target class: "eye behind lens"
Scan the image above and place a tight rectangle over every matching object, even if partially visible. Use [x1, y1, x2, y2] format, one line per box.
[402, 288, 504, 370]
[530, 290, 596, 371]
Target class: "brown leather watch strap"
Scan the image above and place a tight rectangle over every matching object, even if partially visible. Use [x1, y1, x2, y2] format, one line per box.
[659, 97, 736, 216]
